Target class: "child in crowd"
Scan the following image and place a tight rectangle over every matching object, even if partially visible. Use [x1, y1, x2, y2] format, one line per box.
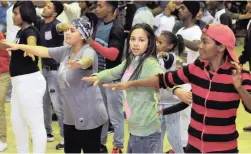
[156, 31, 186, 153]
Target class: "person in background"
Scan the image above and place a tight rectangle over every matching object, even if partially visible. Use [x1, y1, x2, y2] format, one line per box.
[86, 1, 125, 153]
[1, 15, 108, 154]
[195, 2, 208, 30]
[103, 24, 251, 153]
[36, 1, 65, 150]
[206, 1, 251, 28]
[173, 1, 202, 150]
[123, 1, 136, 33]
[155, 31, 185, 153]
[200, 1, 214, 24]
[239, 1, 251, 132]
[5, 1, 19, 102]
[0, 32, 10, 152]
[0, 0, 11, 33]
[3, 1, 47, 153]
[146, 1, 162, 17]
[6, 1, 19, 42]
[154, 0, 176, 37]
[132, 1, 154, 28]
[79, 1, 97, 16]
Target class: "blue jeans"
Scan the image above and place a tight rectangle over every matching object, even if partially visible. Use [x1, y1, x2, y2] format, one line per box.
[43, 68, 64, 137]
[127, 131, 161, 153]
[157, 104, 184, 153]
[99, 85, 124, 148]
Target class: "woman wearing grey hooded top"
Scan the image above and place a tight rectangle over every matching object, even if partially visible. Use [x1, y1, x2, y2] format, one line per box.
[0, 14, 108, 153]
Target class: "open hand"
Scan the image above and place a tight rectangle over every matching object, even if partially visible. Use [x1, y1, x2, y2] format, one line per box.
[67, 60, 82, 69]
[174, 88, 192, 104]
[23, 52, 35, 61]
[82, 76, 100, 86]
[103, 82, 130, 90]
[0, 39, 19, 51]
[232, 64, 242, 90]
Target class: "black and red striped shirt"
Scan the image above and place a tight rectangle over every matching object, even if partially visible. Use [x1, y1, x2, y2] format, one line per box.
[158, 59, 251, 153]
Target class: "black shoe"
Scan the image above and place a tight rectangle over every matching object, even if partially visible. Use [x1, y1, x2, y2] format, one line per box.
[100, 144, 108, 153]
[56, 138, 64, 150]
[47, 134, 54, 142]
[243, 125, 251, 131]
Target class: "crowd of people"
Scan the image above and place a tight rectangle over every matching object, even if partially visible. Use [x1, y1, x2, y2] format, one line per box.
[0, 0, 251, 153]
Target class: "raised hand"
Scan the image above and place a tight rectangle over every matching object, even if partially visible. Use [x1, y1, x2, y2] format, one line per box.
[103, 82, 130, 90]
[82, 76, 100, 86]
[232, 64, 242, 90]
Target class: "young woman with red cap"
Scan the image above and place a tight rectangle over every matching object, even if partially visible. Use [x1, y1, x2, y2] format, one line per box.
[103, 24, 251, 153]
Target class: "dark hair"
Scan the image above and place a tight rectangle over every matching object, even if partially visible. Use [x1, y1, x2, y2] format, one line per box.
[51, 1, 64, 17]
[85, 12, 98, 29]
[13, 1, 36, 25]
[199, 2, 205, 12]
[215, 40, 232, 61]
[122, 23, 157, 80]
[106, 1, 118, 12]
[161, 31, 185, 55]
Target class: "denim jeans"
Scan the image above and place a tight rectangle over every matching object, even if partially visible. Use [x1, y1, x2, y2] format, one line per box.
[99, 84, 124, 148]
[42, 68, 64, 137]
[157, 104, 184, 153]
[127, 131, 161, 153]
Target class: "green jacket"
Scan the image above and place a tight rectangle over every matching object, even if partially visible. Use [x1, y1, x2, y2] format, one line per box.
[95, 57, 163, 136]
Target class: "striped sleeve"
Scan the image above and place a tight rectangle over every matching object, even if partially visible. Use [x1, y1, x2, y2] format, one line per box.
[158, 64, 192, 89]
[241, 70, 251, 113]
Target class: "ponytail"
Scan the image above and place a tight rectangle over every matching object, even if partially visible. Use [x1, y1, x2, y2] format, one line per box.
[161, 31, 185, 56]
[176, 34, 185, 55]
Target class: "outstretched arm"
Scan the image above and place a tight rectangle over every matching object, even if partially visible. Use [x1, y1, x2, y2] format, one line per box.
[0, 40, 50, 58]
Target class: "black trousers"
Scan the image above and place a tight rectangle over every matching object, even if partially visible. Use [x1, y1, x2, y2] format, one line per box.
[185, 144, 239, 153]
[64, 124, 103, 153]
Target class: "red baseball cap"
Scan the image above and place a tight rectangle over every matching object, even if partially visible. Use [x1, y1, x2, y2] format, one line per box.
[202, 24, 239, 63]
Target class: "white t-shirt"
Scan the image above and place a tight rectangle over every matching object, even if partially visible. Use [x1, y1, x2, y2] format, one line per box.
[132, 7, 154, 28]
[213, 8, 226, 24]
[154, 13, 175, 37]
[176, 26, 201, 147]
[6, 5, 20, 42]
[176, 25, 202, 64]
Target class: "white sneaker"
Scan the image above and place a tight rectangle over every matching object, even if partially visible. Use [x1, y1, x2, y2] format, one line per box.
[0, 142, 7, 152]
[47, 134, 55, 142]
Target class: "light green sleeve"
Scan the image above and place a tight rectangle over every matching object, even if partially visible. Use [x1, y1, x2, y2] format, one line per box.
[93, 60, 126, 83]
[141, 57, 163, 78]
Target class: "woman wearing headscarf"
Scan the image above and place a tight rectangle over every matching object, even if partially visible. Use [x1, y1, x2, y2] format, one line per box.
[0, 14, 108, 153]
